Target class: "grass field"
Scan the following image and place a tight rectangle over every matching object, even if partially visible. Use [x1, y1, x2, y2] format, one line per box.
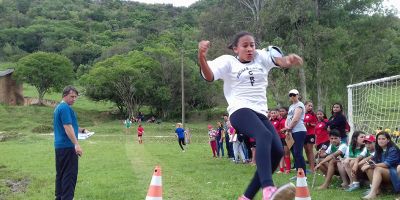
[0, 87, 399, 199]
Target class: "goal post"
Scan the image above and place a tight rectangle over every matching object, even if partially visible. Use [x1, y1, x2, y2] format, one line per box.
[347, 75, 400, 135]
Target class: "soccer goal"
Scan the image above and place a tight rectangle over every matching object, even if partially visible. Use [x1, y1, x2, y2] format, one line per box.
[347, 75, 400, 135]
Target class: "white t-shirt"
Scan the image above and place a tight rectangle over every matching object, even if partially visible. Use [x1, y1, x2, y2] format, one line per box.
[325, 143, 348, 156]
[204, 47, 282, 116]
[286, 101, 307, 132]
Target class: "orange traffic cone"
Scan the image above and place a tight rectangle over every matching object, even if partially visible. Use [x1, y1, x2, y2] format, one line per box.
[146, 166, 162, 200]
[295, 168, 311, 200]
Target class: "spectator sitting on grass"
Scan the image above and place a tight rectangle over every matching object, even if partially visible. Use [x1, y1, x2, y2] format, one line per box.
[147, 116, 156, 123]
[315, 129, 348, 190]
[341, 131, 367, 192]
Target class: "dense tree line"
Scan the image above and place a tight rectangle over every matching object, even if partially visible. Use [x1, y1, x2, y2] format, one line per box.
[1, 0, 399, 118]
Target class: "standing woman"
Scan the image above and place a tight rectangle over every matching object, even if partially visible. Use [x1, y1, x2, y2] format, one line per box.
[304, 101, 317, 172]
[326, 103, 348, 143]
[284, 89, 307, 175]
[198, 31, 303, 200]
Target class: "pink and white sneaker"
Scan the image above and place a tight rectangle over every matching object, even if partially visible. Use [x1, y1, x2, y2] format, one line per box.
[263, 183, 296, 200]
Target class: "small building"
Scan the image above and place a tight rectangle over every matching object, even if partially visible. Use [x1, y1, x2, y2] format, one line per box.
[0, 69, 24, 105]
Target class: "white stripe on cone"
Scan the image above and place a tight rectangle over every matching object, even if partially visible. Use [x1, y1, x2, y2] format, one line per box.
[150, 176, 162, 186]
[295, 197, 311, 200]
[296, 177, 308, 187]
[145, 197, 162, 200]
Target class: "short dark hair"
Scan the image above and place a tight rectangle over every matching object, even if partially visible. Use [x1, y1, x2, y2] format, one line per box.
[329, 129, 341, 138]
[62, 85, 79, 97]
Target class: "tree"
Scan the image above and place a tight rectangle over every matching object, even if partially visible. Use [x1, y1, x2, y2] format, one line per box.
[14, 52, 74, 104]
[80, 51, 157, 116]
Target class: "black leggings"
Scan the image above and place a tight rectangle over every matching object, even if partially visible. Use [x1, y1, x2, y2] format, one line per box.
[230, 108, 283, 198]
[178, 138, 185, 150]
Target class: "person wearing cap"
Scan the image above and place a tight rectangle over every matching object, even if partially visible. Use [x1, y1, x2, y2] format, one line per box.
[284, 89, 308, 176]
[357, 135, 376, 181]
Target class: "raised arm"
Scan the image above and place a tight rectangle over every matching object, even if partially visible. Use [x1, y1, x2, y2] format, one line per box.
[274, 54, 303, 68]
[198, 40, 214, 81]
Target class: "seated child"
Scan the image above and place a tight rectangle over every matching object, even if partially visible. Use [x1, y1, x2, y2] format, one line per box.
[354, 135, 376, 190]
[315, 129, 348, 189]
[341, 131, 367, 191]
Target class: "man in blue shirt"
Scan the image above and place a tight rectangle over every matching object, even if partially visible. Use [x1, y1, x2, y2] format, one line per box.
[54, 86, 86, 200]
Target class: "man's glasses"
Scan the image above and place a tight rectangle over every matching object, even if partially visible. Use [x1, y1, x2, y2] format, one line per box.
[289, 93, 297, 97]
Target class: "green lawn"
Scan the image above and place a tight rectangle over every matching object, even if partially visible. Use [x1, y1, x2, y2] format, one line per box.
[0, 86, 399, 199]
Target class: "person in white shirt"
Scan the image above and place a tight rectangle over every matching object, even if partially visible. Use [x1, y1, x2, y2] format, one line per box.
[283, 89, 307, 175]
[315, 129, 348, 189]
[198, 31, 303, 200]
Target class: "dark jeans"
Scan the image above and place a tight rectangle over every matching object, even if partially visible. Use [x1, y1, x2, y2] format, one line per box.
[216, 136, 224, 157]
[292, 131, 307, 174]
[225, 133, 234, 158]
[230, 108, 283, 199]
[178, 138, 185, 150]
[55, 147, 78, 200]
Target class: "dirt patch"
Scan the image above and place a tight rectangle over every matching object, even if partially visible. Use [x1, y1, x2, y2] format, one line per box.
[31, 124, 53, 133]
[5, 178, 29, 193]
[0, 131, 22, 142]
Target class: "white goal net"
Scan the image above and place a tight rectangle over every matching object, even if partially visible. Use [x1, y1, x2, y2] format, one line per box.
[347, 75, 400, 135]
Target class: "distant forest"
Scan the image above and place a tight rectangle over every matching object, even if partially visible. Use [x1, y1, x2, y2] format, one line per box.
[1, 0, 399, 117]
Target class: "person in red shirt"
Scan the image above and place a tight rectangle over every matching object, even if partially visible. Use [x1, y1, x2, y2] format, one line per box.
[137, 124, 144, 144]
[315, 110, 330, 151]
[278, 107, 291, 174]
[304, 101, 317, 172]
[270, 109, 284, 173]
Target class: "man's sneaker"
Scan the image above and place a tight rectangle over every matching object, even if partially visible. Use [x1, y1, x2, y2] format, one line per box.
[270, 183, 296, 200]
[345, 183, 360, 192]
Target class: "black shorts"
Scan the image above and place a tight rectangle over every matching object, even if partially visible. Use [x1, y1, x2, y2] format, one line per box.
[304, 135, 315, 144]
[316, 140, 330, 151]
[280, 138, 287, 146]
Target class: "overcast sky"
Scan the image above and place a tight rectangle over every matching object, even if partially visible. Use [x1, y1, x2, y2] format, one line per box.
[132, 0, 400, 11]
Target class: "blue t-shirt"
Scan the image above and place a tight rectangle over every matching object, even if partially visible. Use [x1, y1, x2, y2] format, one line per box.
[53, 101, 79, 149]
[175, 127, 185, 139]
